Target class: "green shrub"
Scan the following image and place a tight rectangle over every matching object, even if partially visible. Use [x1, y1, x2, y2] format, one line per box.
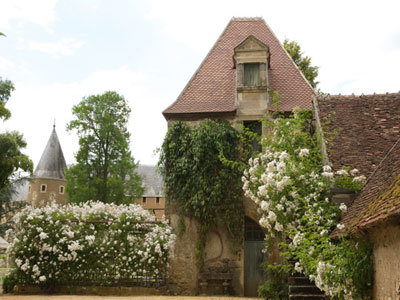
[3, 270, 17, 293]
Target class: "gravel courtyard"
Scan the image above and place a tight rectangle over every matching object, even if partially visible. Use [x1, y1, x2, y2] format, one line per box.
[0, 296, 259, 300]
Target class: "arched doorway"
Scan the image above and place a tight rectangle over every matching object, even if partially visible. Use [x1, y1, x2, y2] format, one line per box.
[244, 216, 267, 297]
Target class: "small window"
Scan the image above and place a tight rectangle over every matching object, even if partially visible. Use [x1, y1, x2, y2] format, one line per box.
[245, 217, 264, 241]
[28, 185, 31, 193]
[142, 197, 146, 204]
[156, 197, 160, 204]
[244, 63, 260, 86]
[59, 186, 64, 194]
[244, 120, 262, 153]
[40, 184, 47, 193]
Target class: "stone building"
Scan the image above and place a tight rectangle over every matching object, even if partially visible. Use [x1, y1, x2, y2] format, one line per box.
[134, 165, 165, 219]
[316, 92, 400, 299]
[27, 125, 67, 206]
[162, 17, 315, 296]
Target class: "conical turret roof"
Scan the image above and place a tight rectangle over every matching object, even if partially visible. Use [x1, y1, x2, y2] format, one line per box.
[34, 125, 67, 179]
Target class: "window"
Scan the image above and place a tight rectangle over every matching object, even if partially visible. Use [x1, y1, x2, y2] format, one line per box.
[244, 63, 260, 86]
[156, 197, 160, 204]
[59, 185, 64, 194]
[244, 120, 262, 153]
[245, 217, 264, 241]
[40, 184, 47, 193]
[142, 197, 146, 204]
[28, 185, 31, 193]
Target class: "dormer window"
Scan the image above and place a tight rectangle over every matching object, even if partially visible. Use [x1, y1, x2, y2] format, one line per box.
[244, 63, 260, 86]
[234, 35, 269, 90]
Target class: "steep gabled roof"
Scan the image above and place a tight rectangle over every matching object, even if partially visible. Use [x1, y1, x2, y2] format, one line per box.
[335, 137, 400, 236]
[163, 17, 314, 118]
[34, 125, 67, 180]
[317, 93, 400, 179]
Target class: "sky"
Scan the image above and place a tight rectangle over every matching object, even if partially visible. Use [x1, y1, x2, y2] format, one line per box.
[1, 0, 400, 169]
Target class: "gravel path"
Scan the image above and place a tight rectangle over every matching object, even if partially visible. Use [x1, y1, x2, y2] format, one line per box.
[0, 296, 259, 300]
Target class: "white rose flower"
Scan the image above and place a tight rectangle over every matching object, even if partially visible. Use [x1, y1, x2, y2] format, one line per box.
[336, 223, 345, 230]
[323, 165, 332, 172]
[339, 203, 347, 213]
[299, 148, 309, 158]
[336, 169, 349, 176]
[39, 232, 48, 240]
[274, 222, 283, 232]
[267, 211, 277, 222]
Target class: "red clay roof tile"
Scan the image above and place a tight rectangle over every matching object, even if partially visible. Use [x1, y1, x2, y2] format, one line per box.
[317, 93, 400, 179]
[338, 137, 400, 236]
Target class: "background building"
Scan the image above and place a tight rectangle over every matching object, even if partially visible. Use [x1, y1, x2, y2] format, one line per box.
[134, 165, 165, 219]
[27, 125, 67, 206]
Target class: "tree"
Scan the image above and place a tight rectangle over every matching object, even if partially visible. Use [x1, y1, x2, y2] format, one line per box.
[0, 77, 15, 120]
[284, 39, 319, 89]
[0, 131, 33, 189]
[0, 77, 33, 222]
[66, 91, 143, 204]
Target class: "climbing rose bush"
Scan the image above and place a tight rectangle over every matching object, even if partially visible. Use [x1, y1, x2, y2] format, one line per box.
[242, 110, 372, 299]
[6, 201, 176, 287]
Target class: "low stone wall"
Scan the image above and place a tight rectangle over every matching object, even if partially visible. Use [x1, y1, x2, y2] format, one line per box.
[14, 285, 162, 296]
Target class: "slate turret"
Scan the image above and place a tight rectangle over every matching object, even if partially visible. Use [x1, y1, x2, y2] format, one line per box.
[27, 125, 67, 206]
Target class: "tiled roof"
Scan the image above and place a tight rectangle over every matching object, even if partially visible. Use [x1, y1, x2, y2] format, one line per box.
[317, 92, 400, 236]
[137, 165, 164, 197]
[34, 125, 67, 180]
[336, 137, 400, 236]
[317, 93, 400, 179]
[163, 17, 314, 118]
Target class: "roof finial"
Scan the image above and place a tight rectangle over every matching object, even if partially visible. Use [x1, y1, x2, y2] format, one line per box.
[53, 118, 56, 129]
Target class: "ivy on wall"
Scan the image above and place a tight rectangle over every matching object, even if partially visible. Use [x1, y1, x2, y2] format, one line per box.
[158, 120, 251, 265]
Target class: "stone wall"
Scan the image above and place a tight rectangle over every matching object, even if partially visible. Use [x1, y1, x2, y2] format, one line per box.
[369, 223, 400, 300]
[166, 213, 200, 295]
[165, 195, 245, 296]
[166, 211, 243, 296]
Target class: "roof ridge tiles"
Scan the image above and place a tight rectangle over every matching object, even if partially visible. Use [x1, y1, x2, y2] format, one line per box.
[317, 92, 400, 100]
[231, 17, 264, 21]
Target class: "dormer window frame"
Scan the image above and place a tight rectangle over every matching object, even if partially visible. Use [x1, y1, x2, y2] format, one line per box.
[233, 35, 270, 91]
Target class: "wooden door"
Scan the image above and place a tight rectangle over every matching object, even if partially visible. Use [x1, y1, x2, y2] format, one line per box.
[244, 217, 267, 297]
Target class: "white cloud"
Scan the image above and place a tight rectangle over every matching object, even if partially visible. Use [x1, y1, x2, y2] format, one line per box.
[145, 0, 400, 95]
[0, 0, 57, 31]
[29, 38, 85, 57]
[2, 66, 169, 168]
[0, 56, 15, 71]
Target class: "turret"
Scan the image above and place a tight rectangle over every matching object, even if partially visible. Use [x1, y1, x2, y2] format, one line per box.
[27, 125, 67, 206]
